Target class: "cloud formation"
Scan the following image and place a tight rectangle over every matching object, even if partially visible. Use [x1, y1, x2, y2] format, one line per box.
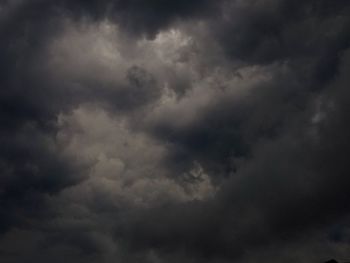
[1, 1, 350, 262]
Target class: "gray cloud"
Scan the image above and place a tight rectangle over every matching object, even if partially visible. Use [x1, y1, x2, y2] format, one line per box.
[1, 1, 350, 263]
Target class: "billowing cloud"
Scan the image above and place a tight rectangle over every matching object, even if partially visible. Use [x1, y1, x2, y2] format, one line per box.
[1, 1, 350, 263]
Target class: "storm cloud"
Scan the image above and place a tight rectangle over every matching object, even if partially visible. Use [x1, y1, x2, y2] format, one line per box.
[1, 1, 350, 262]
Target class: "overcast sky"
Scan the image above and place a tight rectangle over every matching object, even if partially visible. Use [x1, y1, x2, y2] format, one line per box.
[1, 1, 350, 262]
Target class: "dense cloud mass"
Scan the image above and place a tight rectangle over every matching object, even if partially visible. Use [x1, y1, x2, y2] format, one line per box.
[1, 0, 350, 262]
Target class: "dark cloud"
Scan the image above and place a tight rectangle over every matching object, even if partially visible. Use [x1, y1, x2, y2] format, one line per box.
[1, 0, 350, 263]
[212, 0, 350, 65]
[116, 50, 350, 261]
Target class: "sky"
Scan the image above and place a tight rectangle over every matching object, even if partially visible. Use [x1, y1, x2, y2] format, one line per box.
[1, 1, 350, 262]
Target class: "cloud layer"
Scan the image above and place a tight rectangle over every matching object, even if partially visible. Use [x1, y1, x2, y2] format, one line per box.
[1, 1, 350, 262]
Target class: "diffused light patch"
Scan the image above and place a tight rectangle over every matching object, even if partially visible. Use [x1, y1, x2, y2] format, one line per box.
[47, 20, 126, 83]
[140, 29, 194, 64]
[56, 106, 217, 207]
[145, 63, 279, 131]
[45, 20, 201, 108]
